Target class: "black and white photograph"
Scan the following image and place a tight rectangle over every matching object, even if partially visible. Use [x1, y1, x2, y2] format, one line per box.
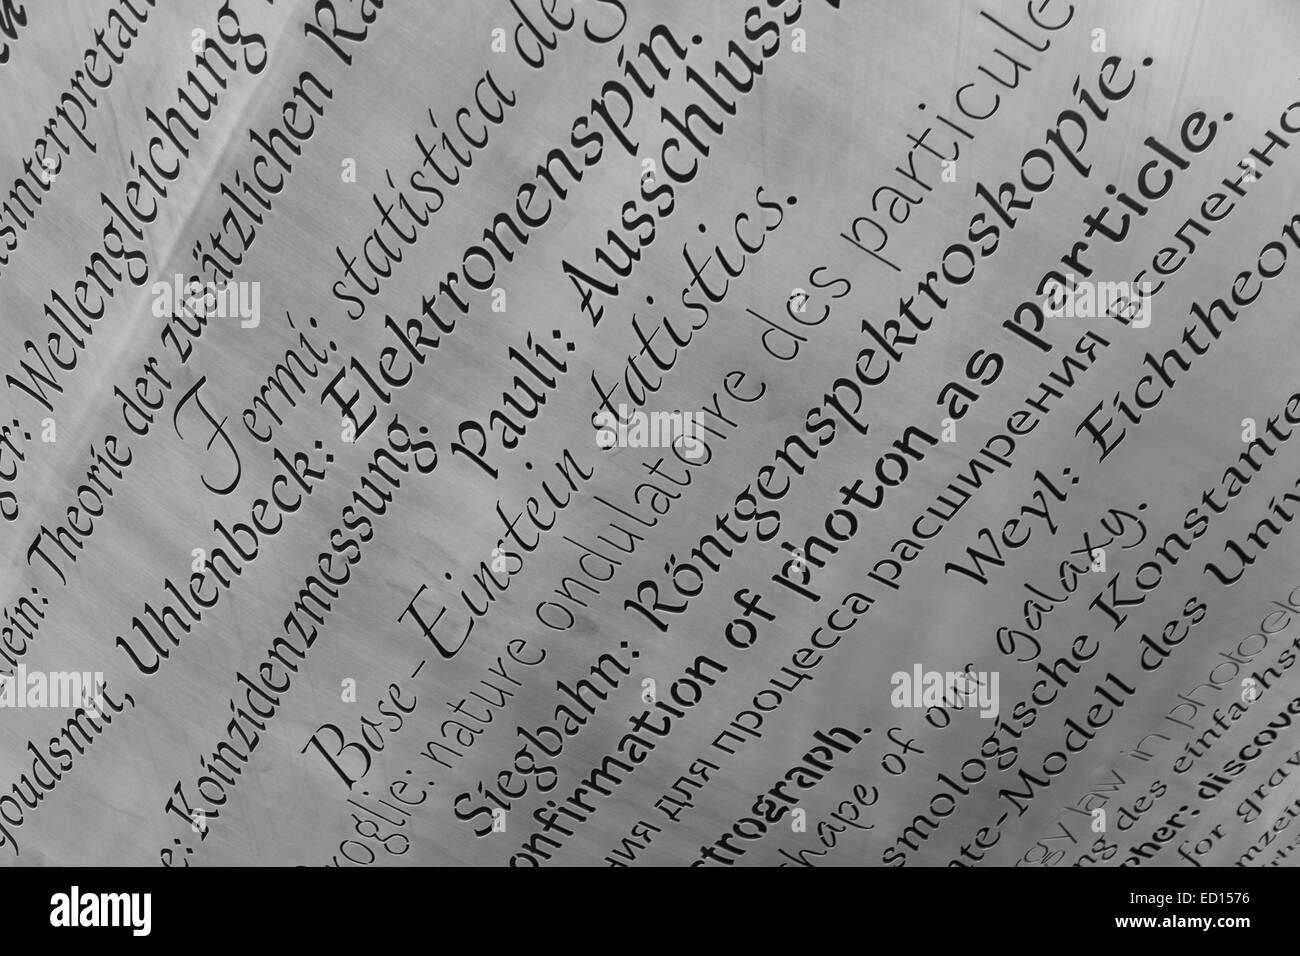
[0, 0, 1291, 937]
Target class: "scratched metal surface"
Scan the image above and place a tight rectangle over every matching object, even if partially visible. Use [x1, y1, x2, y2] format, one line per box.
[0, 0, 1298, 867]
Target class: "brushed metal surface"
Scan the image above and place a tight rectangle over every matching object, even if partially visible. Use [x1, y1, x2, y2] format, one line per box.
[0, 0, 1297, 868]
